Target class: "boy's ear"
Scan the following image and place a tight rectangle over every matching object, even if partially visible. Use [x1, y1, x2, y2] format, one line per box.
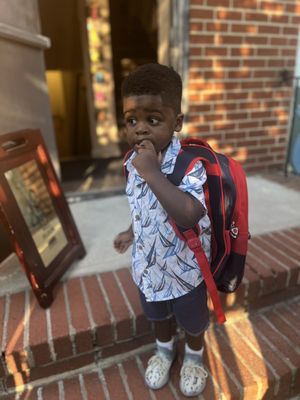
[174, 113, 184, 132]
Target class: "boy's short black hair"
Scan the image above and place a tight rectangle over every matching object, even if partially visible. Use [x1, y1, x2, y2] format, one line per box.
[121, 63, 182, 114]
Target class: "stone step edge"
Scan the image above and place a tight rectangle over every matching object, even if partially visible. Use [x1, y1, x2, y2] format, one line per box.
[1, 295, 300, 400]
[0, 227, 300, 379]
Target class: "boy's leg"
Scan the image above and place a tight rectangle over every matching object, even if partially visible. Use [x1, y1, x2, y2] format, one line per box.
[138, 290, 176, 390]
[185, 330, 205, 351]
[172, 282, 209, 397]
[180, 330, 208, 397]
[154, 317, 175, 342]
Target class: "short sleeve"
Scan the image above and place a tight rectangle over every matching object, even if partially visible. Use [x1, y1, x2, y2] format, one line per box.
[179, 160, 207, 209]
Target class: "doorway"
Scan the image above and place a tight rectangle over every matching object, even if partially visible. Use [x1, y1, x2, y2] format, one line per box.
[39, 0, 159, 192]
[39, 0, 91, 163]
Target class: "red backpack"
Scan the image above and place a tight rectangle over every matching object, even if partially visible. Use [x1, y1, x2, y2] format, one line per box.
[166, 138, 249, 324]
[124, 137, 249, 324]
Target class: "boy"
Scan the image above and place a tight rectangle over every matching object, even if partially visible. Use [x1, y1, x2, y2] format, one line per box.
[114, 63, 210, 397]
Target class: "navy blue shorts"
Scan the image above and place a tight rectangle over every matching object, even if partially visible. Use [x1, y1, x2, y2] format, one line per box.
[139, 281, 209, 336]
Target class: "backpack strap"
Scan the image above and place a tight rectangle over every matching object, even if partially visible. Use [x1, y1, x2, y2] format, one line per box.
[167, 143, 226, 324]
[181, 229, 226, 324]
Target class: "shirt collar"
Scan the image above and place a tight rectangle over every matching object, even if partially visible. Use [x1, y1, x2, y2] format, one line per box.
[125, 135, 181, 181]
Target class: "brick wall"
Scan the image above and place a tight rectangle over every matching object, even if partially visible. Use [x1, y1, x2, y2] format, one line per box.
[186, 0, 300, 172]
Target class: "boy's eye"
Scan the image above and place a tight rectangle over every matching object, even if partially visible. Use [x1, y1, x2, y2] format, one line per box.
[126, 117, 137, 126]
[149, 117, 159, 125]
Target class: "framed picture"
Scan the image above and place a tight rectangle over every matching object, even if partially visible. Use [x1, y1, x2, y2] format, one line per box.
[0, 129, 86, 308]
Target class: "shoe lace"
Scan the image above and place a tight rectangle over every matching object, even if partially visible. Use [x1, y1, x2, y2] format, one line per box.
[148, 353, 170, 371]
[181, 363, 208, 380]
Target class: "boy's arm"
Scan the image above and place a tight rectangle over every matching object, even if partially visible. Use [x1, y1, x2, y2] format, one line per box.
[133, 141, 205, 228]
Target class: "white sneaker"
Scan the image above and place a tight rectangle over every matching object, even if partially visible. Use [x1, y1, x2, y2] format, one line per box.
[145, 346, 176, 390]
[180, 353, 208, 397]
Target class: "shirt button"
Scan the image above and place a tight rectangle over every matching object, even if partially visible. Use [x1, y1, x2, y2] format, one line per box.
[135, 215, 141, 221]
[138, 245, 143, 250]
[144, 270, 149, 275]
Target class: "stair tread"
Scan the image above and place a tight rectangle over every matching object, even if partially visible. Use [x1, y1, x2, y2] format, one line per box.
[2, 295, 300, 399]
[1, 226, 300, 399]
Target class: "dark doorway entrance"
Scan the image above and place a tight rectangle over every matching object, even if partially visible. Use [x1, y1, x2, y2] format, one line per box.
[109, 0, 158, 133]
[39, 0, 91, 161]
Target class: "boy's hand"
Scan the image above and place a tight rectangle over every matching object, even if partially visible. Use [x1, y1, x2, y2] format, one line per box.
[114, 229, 134, 254]
[132, 139, 162, 178]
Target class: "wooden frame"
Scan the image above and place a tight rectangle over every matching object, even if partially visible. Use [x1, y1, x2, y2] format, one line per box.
[0, 129, 86, 308]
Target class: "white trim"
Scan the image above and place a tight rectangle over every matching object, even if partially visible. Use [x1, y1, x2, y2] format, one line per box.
[0, 22, 50, 49]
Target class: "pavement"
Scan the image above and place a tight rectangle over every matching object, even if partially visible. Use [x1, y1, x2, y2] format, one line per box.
[0, 173, 300, 296]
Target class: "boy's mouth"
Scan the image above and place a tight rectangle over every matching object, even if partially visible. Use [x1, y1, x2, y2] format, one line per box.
[134, 138, 156, 150]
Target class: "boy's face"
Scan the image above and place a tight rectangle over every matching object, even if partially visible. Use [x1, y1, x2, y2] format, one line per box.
[123, 94, 183, 154]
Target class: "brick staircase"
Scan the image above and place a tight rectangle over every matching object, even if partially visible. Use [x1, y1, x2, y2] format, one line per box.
[1, 227, 300, 399]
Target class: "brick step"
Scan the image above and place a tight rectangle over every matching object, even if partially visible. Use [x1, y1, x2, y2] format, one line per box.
[2, 295, 300, 399]
[0, 226, 300, 396]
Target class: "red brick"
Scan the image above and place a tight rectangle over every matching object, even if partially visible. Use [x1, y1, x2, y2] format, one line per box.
[245, 253, 275, 295]
[252, 314, 300, 368]
[206, 22, 229, 32]
[243, 264, 261, 300]
[231, 47, 256, 57]
[63, 376, 82, 400]
[207, 0, 230, 6]
[205, 47, 228, 57]
[270, 14, 289, 24]
[4, 352, 95, 390]
[234, 318, 293, 399]
[100, 272, 132, 341]
[205, 338, 241, 399]
[83, 372, 106, 399]
[227, 92, 249, 101]
[284, 224, 300, 241]
[115, 269, 151, 336]
[121, 358, 152, 399]
[28, 292, 52, 366]
[258, 25, 281, 34]
[233, 0, 258, 8]
[101, 333, 154, 359]
[270, 232, 300, 263]
[103, 364, 128, 399]
[216, 10, 243, 20]
[189, 59, 213, 69]
[245, 12, 268, 22]
[206, 327, 260, 398]
[189, 9, 213, 19]
[81, 276, 113, 347]
[260, 1, 285, 13]
[18, 387, 39, 399]
[283, 26, 299, 35]
[265, 309, 300, 349]
[219, 324, 277, 399]
[189, 34, 214, 44]
[49, 283, 73, 360]
[281, 48, 297, 57]
[66, 278, 93, 353]
[42, 381, 59, 398]
[279, 303, 300, 334]
[252, 236, 299, 286]
[189, 22, 204, 31]
[257, 48, 280, 57]
[5, 292, 26, 373]
[248, 240, 288, 289]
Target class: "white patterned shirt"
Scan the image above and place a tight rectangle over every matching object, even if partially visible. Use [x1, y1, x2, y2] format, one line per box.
[125, 136, 211, 302]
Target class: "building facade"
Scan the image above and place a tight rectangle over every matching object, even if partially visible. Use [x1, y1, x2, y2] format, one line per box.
[1, 0, 300, 174]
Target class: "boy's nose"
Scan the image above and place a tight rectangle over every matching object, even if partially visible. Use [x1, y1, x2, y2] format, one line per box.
[135, 122, 148, 135]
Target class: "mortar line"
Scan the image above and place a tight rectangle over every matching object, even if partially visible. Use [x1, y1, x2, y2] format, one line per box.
[62, 283, 77, 356]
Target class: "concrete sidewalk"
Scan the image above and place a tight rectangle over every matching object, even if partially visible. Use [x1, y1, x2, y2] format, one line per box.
[1, 174, 300, 296]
